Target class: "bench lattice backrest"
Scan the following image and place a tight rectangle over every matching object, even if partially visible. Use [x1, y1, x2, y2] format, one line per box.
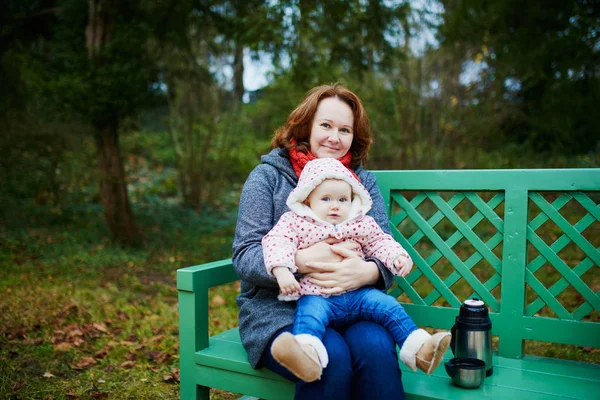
[372, 169, 600, 359]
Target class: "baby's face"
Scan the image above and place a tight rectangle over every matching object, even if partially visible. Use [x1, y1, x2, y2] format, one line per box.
[306, 179, 352, 224]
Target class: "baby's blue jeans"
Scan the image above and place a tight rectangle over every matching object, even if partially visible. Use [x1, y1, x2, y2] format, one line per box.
[295, 287, 417, 349]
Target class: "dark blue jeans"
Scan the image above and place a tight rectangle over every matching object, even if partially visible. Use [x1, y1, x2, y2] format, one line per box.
[295, 287, 417, 348]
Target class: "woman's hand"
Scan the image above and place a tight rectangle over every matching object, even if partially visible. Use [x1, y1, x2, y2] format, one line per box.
[302, 245, 380, 295]
[295, 239, 360, 271]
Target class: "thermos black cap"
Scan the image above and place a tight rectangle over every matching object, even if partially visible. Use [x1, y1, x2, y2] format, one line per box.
[455, 298, 492, 330]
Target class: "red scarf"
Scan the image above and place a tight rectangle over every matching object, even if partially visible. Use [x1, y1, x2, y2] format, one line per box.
[288, 140, 359, 181]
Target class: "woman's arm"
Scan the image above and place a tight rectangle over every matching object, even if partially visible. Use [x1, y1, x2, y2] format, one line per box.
[362, 170, 393, 235]
[360, 169, 397, 290]
[232, 165, 282, 288]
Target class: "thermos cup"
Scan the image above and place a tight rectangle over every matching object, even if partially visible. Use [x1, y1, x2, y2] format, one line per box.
[450, 298, 493, 377]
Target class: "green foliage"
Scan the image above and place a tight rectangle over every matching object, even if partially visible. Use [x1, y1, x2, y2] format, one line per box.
[273, 0, 411, 87]
[43, 1, 160, 127]
[0, 117, 97, 218]
[1, 0, 598, 243]
[438, 0, 600, 154]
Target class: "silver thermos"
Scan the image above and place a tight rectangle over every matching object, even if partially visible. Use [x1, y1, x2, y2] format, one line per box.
[451, 299, 493, 377]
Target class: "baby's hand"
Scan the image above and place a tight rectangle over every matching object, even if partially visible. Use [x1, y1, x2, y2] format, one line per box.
[393, 253, 413, 277]
[272, 267, 301, 296]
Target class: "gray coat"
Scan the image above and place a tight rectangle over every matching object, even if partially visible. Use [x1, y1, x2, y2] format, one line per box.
[232, 148, 396, 368]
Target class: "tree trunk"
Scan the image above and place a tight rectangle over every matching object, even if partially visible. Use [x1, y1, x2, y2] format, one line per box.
[232, 42, 244, 104]
[94, 123, 139, 245]
[87, 0, 139, 245]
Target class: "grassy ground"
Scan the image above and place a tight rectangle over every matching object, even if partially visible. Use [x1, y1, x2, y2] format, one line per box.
[0, 199, 241, 400]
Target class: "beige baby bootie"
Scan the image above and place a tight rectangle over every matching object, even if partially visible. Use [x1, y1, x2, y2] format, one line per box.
[400, 329, 452, 375]
[270, 332, 329, 382]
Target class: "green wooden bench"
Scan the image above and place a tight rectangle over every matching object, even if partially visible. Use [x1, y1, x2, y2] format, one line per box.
[177, 168, 600, 399]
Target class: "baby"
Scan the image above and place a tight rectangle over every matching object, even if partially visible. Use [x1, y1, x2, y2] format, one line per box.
[263, 158, 451, 382]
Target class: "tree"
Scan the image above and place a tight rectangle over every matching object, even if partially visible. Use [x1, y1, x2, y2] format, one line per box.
[82, 0, 144, 245]
[278, 0, 411, 87]
[438, 0, 600, 154]
[154, 0, 285, 209]
[3, 0, 166, 245]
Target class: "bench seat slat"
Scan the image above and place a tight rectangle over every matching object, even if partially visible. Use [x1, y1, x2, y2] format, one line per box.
[193, 364, 294, 400]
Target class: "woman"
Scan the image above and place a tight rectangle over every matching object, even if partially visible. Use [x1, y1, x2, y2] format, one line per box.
[232, 84, 407, 399]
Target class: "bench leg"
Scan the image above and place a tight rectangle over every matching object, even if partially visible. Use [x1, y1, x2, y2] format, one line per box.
[180, 382, 209, 400]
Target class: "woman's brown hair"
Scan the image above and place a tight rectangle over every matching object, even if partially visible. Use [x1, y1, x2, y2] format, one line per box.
[270, 83, 372, 167]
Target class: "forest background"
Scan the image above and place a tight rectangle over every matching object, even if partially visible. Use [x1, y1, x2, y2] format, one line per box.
[1, 1, 599, 399]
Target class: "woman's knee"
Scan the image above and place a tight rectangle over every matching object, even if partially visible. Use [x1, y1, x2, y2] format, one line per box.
[343, 322, 405, 399]
[321, 327, 353, 381]
[295, 328, 353, 399]
[344, 321, 398, 365]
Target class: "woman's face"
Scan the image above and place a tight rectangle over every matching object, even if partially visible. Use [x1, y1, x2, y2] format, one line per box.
[309, 97, 354, 159]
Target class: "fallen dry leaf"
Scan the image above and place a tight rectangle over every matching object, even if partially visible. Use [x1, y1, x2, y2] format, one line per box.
[54, 342, 73, 352]
[43, 372, 55, 378]
[52, 329, 66, 344]
[124, 333, 138, 342]
[171, 368, 180, 382]
[116, 311, 129, 321]
[145, 350, 168, 364]
[148, 334, 165, 344]
[6, 327, 27, 340]
[70, 357, 97, 370]
[163, 368, 180, 383]
[56, 304, 79, 320]
[104, 364, 116, 373]
[94, 347, 110, 359]
[23, 337, 43, 345]
[120, 360, 136, 369]
[90, 392, 108, 399]
[67, 328, 84, 340]
[211, 295, 226, 306]
[92, 323, 109, 334]
[81, 323, 108, 338]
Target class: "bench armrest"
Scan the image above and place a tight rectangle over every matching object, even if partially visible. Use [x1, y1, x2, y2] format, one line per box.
[177, 259, 238, 352]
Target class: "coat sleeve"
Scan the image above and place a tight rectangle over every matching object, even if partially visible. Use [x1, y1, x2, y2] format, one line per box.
[361, 216, 413, 276]
[262, 213, 300, 275]
[359, 169, 397, 290]
[232, 165, 283, 288]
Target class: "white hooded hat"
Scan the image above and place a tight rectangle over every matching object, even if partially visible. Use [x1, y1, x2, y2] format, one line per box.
[286, 158, 372, 221]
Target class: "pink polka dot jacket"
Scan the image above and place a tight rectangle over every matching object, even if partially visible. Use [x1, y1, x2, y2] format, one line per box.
[263, 158, 412, 300]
